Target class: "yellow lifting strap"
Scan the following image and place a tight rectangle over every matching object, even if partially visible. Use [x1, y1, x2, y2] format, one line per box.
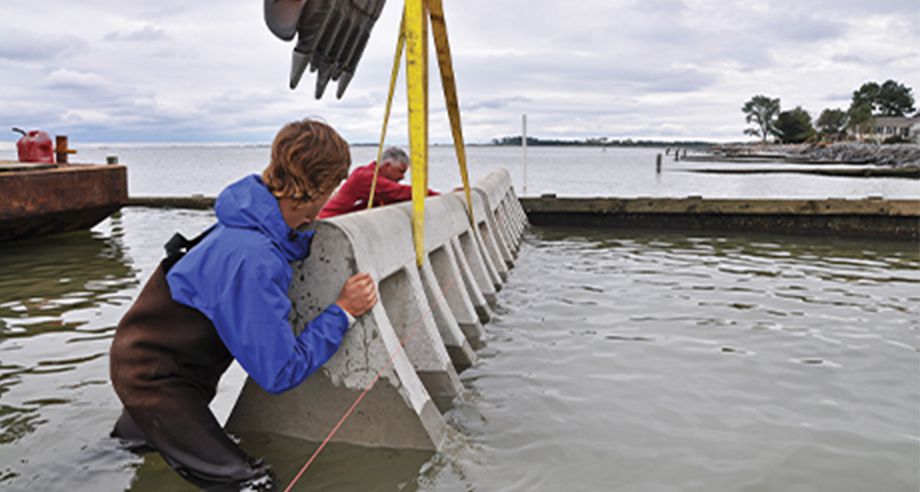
[367, 13, 406, 210]
[405, 0, 428, 266]
[371, 0, 474, 266]
[429, 0, 475, 226]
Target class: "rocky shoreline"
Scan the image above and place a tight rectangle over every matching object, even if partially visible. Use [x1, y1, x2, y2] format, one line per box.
[709, 143, 920, 167]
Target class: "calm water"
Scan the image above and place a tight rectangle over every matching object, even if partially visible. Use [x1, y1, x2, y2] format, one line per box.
[1, 145, 917, 199]
[0, 205, 917, 491]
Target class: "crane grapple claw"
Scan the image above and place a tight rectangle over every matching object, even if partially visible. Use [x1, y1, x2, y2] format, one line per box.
[265, 0, 386, 99]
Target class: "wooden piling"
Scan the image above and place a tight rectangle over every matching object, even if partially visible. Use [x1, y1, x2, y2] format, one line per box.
[55, 136, 69, 164]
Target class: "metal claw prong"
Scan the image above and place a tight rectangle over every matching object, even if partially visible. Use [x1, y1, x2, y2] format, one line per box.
[315, 65, 334, 99]
[290, 49, 311, 90]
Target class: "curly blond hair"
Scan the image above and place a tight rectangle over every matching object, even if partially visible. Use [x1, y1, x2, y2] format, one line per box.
[262, 118, 351, 201]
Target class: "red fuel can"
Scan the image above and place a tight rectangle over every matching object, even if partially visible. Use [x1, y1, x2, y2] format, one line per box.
[12, 127, 54, 163]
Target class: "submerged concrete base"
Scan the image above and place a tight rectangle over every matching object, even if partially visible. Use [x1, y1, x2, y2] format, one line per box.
[226, 221, 451, 450]
[228, 370, 446, 451]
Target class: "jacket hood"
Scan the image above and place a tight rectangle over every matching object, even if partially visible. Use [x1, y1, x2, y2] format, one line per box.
[215, 174, 314, 261]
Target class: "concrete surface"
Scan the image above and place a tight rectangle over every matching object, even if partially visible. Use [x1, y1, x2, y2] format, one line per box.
[227, 169, 526, 451]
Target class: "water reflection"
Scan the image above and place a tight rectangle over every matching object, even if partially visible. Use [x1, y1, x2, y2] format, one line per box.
[0, 212, 137, 468]
[0, 212, 137, 337]
[533, 225, 920, 269]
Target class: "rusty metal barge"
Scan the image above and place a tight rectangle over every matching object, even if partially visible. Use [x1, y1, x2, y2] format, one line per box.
[0, 161, 127, 242]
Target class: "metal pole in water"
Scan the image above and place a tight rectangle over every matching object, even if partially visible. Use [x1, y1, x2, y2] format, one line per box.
[522, 114, 528, 197]
[656, 153, 662, 173]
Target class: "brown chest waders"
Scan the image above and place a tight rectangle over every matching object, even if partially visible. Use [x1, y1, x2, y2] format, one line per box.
[109, 227, 274, 490]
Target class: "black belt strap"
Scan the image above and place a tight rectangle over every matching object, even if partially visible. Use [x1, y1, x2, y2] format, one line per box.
[162, 224, 217, 273]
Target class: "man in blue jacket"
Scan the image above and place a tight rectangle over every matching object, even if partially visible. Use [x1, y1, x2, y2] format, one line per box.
[109, 119, 376, 490]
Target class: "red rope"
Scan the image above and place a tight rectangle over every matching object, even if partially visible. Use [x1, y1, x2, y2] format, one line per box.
[283, 274, 460, 491]
[282, 344, 401, 492]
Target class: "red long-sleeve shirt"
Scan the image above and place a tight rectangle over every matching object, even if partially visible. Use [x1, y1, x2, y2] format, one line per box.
[318, 162, 439, 219]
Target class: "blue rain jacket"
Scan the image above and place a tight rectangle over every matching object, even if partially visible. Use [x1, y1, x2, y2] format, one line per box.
[166, 174, 349, 394]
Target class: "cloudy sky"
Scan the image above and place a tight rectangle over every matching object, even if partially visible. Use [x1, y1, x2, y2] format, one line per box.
[1, 0, 918, 144]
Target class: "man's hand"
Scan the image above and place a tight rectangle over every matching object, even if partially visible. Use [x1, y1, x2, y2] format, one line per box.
[335, 273, 378, 317]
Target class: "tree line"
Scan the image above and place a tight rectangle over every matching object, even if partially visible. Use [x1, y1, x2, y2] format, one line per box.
[742, 80, 916, 144]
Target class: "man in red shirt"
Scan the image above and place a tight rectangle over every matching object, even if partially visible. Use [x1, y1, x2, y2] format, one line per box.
[319, 147, 439, 219]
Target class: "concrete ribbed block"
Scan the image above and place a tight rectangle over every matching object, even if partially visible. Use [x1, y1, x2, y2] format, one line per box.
[336, 206, 461, 410]
[457, 230, 497, 305]
[491, 202, 518, 259]
[474, 228, 503, 292]
[227, 169, 525, 452]
[449, 237, 492, 324]
[430, 195, 499, 305]
[470, 189, 513, 274]
[377, 263, 462, 412]
[493, 208, 516, 265]
[427, 243, 485, 348]
[504, 191, 526, 237]
[476, 168, 512, 216]
[508, 188, 530, 229]
[503, 195, 523, 250]
[410, 194, 496, 321]
[226, 220, 447, 451]
[476, 170, 523, 261]
[453, 191, 505, 288]
[418, 261, 476, 372]
[499, 198, 520, 251]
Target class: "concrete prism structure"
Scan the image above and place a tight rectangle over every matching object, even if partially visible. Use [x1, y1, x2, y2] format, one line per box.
[227, 169, 528, 451]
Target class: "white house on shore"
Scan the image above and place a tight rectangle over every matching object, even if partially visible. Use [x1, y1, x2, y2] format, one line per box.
[856, 115, 920, 143]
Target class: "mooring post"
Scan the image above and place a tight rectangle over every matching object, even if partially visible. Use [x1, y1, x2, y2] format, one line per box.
[55, 135, 69, 164]
[522, 114, 528, 197]
[656, 154, 662, 174]
[674, 148, 680, 161]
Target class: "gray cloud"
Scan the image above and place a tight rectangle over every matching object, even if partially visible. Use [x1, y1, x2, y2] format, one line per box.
[0, 30, 85, 62]
[104, 25, 169, 42]
[42, 68, 110, 90]
[765, 13, 847, 42]
[465, 96, 532, 112]
[1, 0, 918, 143]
